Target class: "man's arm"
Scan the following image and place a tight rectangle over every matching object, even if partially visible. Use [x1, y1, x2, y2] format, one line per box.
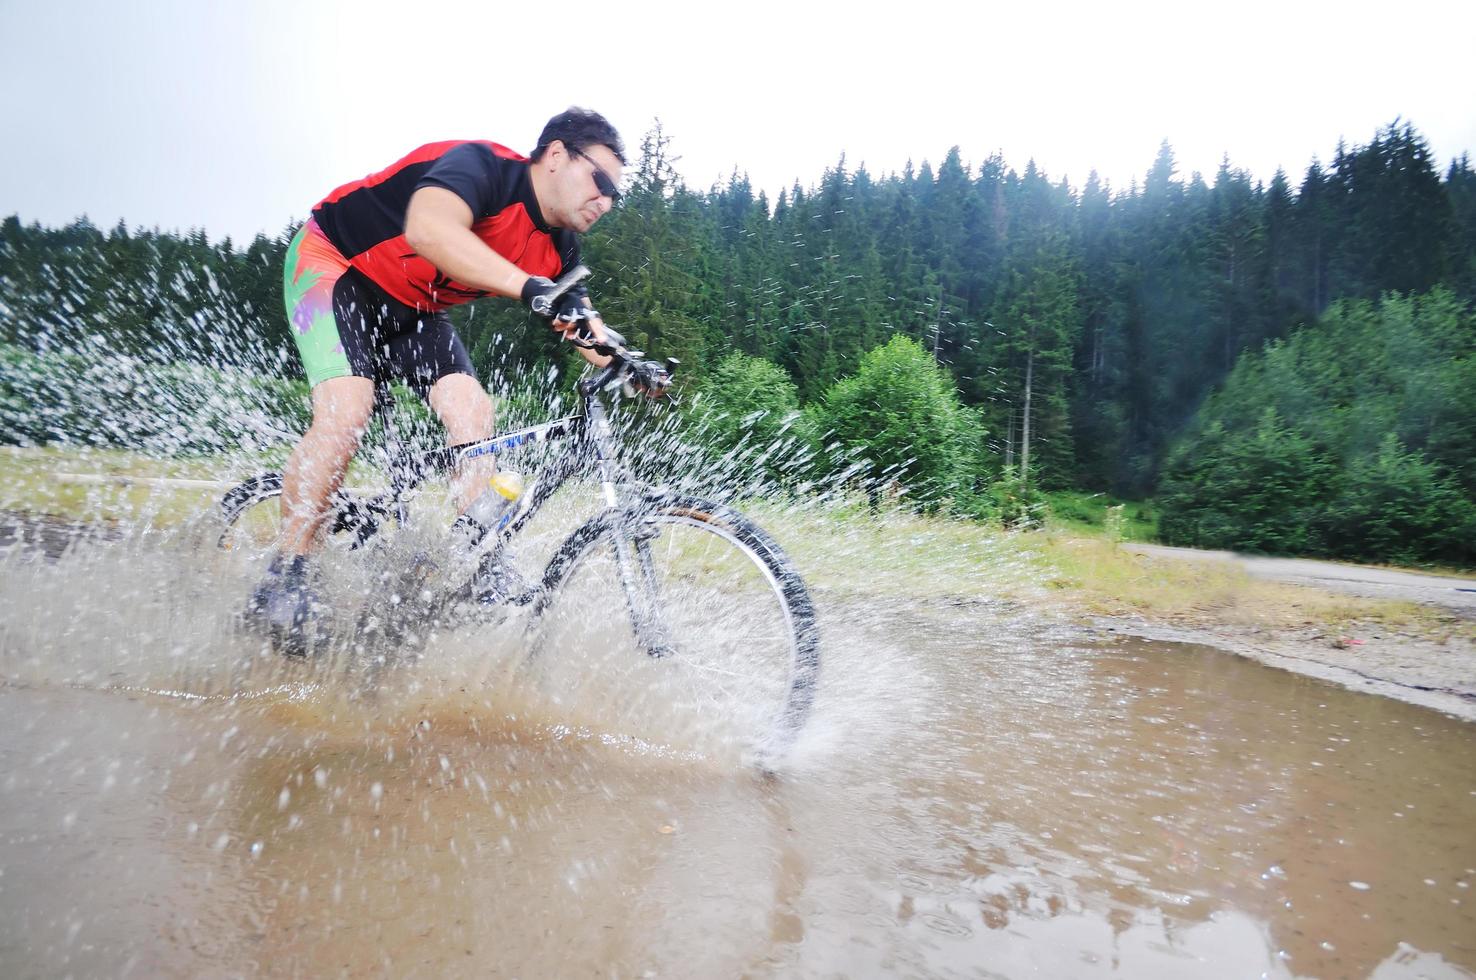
[405, 186, 611, 367]
[404, 187, 530, 298]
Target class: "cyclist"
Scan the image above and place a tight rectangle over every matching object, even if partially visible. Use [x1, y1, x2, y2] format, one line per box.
[249, 107, 625, 636]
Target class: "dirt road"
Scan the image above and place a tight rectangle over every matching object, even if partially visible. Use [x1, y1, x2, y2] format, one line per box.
[1125, 543, 1476, 618]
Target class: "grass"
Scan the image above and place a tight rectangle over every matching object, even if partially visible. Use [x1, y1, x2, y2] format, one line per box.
[752, 496, 1469, 644]
[743, 495, 1046, 603]
[1032, 531, 1442, 634]
[0, 445, 396, 529]
[1, 446, 249, 527]
[1043, 489, 1159, 541]
[5, 445, 1466, 645]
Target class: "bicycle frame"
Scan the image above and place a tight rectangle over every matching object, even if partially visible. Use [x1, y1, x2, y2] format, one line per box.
[348, 372, 666, 629]
[333, 261, 679, 648]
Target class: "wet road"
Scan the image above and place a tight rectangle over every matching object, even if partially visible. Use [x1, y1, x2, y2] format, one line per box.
[2, 533, 1475, 978]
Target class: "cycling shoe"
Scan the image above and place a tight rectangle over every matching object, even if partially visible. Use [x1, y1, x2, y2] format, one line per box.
[474, 551, 532, 606]
[245, 558, 324, 655]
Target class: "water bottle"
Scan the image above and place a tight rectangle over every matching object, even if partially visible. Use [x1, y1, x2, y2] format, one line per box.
[454, 469, 524, 548]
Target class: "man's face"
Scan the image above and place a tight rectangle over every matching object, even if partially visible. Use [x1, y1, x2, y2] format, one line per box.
[548, 141, 624, 232]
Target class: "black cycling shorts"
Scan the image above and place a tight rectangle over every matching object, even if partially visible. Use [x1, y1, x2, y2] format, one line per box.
[283, 218, 475, 396]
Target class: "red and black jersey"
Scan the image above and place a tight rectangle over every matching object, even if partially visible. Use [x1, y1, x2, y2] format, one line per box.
[310, 141, 580, 311]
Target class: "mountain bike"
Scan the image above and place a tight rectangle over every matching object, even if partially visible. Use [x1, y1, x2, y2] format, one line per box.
[215, 269, 820, 759]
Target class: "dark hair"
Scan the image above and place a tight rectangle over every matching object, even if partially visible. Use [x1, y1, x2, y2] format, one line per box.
[531, 107, 626, 165]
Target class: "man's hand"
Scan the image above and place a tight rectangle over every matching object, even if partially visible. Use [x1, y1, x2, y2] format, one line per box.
[558, 311, 609, 347]
[523, 278, 596, 325]
[552, 284, 593, 324]
[520, 275, 560, 317]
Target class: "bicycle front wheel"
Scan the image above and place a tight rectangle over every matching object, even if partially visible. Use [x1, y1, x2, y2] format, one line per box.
[529, 494, 820, 761]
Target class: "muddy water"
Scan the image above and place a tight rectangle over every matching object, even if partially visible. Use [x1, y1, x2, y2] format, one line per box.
[2, 533, 1474, 978]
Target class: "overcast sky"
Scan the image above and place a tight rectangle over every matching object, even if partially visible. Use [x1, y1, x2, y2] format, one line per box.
[3, 0, 1473, 244]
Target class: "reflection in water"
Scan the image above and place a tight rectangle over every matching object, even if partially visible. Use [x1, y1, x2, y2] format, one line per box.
[1, 530, 1474, 977]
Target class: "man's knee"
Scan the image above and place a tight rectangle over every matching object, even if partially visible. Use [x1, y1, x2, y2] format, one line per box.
[306, 376, 376, 452]
[429, 373, 493, 442]
[311, 376, 375, 426]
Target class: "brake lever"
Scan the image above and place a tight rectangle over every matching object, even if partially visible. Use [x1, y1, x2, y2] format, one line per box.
[567, 319, 628, 356]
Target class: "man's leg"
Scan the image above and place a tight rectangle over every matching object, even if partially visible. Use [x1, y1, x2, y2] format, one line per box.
[429, 371, 525, 601]
[427, 372, 496, 512]
[279, 376, 377, 554]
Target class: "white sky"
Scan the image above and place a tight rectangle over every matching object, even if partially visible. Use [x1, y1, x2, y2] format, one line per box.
[2, 0, 1473, 244]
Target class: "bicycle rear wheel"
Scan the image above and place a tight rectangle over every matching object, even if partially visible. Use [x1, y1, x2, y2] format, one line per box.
[529, 493, 820, 762]
[216, 473, 390, 555]
[216, 474, 435, 662]
[217, 473, 286, 555]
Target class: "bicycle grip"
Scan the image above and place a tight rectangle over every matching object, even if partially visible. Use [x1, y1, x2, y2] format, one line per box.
[549, 264, 591, 301]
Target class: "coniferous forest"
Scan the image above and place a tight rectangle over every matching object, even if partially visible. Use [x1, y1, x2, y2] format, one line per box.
[3, 120, 1474, 564]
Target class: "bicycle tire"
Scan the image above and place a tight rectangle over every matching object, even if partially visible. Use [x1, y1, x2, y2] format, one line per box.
[217, 473, 434, 662]
[528, 492, 820, 761]
[217, 473, 286, 554]
[216, 473, 390, 554]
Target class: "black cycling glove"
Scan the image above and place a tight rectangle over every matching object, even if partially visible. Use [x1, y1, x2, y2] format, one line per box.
[521, 277, 594, 323]
[553, 284, 593, 323]
[520, 276, 559, 318]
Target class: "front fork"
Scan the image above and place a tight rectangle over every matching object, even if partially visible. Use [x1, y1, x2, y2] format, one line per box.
[610, 515, 675, 659]
[587, 398, 674, 659]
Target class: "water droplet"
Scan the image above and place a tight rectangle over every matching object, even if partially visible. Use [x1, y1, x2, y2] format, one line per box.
[1349, 881, 1371, 891]
[250, 840, 263, 858]
[277, 787, 291, 811]
[370, 782, 384, 802]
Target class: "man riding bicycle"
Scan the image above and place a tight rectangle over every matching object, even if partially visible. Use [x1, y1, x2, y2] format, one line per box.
[249, 107, 626, 635]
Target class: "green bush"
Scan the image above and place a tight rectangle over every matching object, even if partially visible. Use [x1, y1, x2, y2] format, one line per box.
[1157, 288, 1476, 565]
[2, 342, 309, 455]
[686, 352, 817, 486]
[983, 474, 1047, 528]
[1318, 434, 1476, 565]
[812, 335, 985, 511]
[1158, 409, 1336, 554]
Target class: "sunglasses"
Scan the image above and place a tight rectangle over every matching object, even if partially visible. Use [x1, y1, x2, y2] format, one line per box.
[569, 147, 622, 204]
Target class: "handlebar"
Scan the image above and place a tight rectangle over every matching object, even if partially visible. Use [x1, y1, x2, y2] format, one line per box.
[545, 266, 679, 398]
